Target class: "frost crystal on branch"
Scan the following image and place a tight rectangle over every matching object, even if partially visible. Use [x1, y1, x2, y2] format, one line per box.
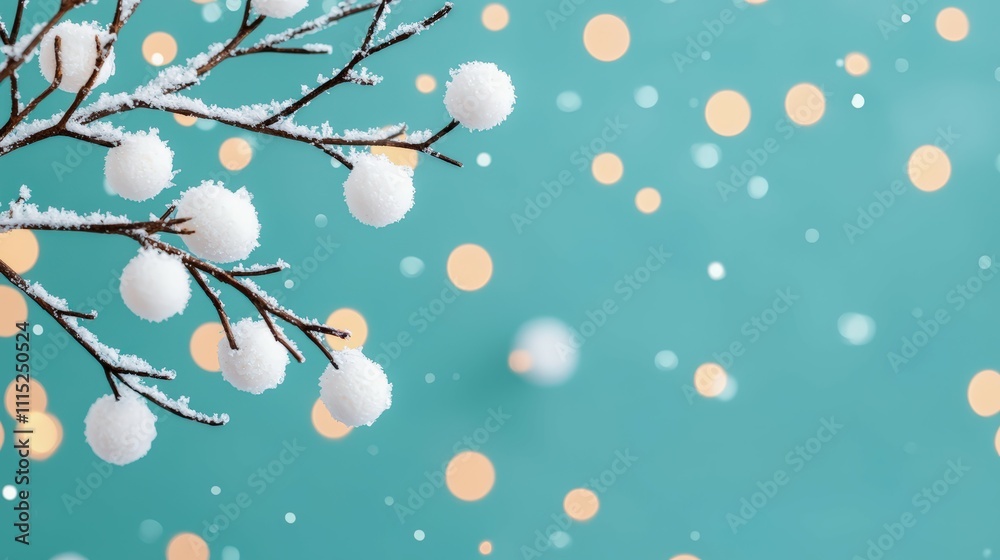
[0, 0, 514, 466]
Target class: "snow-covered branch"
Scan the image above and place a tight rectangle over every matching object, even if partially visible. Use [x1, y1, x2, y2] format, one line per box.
[0, 0, 516, 466]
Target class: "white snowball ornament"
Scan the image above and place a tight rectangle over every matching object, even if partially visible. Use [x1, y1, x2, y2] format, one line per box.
[319, 348, 392, 427]
[444, 61, 516, 131]
[84, 391, 157, 466]
[174, 181, 261, 263]
[119, 248, 191, 322]
[39, 21, 116, 93]
[218, 319, 290, 394]
[105, 130, 175, 201]
[343, 153, 415, 228]
[252, 0, 308, 18]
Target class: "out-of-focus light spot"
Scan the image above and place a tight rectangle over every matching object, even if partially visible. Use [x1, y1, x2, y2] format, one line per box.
[447, 244, 493, 291]
[747, 176, 769, 199]
[583, 15, 630, 62]
[142, 32, 177, 66]
[482, 4, 509, 31]
[908, 145, 951, 191]
[635, 187, 661, 214]
[563, 488, 599, 521]
[400, 256, 425, 278]
[446, 451, 496, 501]
[592, 153, 624, 185]
[705, 90, 751, 136]
[655, 350, 678, 371]
[968, 370, 1000, 417]
[785, 83, 826, 126]
[325, 308, 367, 350]
[844, 52, 870, 76]
[694, 362, 728, 397]
[556, 91, 582, 112]
[838, 313, 876, 345]
[707, 262, 726, 280]
[691, 143, 720, 169]
[936, 7, 969, 41]
[634, 85, 658, 108]
[415, 74, 437, 93]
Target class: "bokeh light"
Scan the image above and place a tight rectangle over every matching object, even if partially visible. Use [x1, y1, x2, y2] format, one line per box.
[325, 308, 368, 350]
[447, 244, 493, 291]
[446, 451, 495, 501]
[583, 15, 630, 62]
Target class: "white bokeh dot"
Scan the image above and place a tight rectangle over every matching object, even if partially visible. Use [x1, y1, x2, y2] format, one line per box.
[284, 279, 294, 289]
[202, 3, 222, 22]
[385, 496, 395, 506]
[691, 143, 721, 169]
[708, 262, 726, 281]
[400, 256, 425, 278]
[747, 176, 769, 199]
[901, 13, 910, 23]
[414, 530, 426, 541]
[476, 153, 492, 167]
[138, 519, 162, 543]
[314, 214, 328, 227]
[2, 485, 16, 500]
[425, 373, 435, 383]
[222, 546, 241, 560]
[896, 58, 909, 73]
[980, 255, 993, 270]
[32, 324, 43, 335]
[211, 486, 221, 495]
[285, 512, 296, 524]
[690, 530, 701, 541]
[838, 313, 876, 345]
[851, 94, 865, 108]
[556, 91, 582, 112]
[654, 350, 678, 371]
[634, 85, 658, 108]
[805, 229, 820, 243]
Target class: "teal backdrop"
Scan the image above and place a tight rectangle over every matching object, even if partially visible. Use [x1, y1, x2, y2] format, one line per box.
[2, 0, 1000, 559]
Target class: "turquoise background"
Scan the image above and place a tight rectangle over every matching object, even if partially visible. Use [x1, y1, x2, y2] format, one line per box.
[2, 0, 1000, 558]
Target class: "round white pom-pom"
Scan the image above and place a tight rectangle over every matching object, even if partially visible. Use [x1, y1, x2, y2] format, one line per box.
[512, 317, 579, 386]
[105, 130, 175, 201]
[343, 153, 415, 228]
[444, 61, 516, 131]
[319, 348, 392, 427]
[252, 0, 308, 18]
[218, 319, 290, 394]
[119, 248, 191, 322]
[175, 181, 261, 263]
[84, 391, 157, 466]
[39, 21, 116, 93]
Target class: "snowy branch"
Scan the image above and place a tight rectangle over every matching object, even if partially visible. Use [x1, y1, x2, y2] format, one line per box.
[0, 0, 514, 465]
